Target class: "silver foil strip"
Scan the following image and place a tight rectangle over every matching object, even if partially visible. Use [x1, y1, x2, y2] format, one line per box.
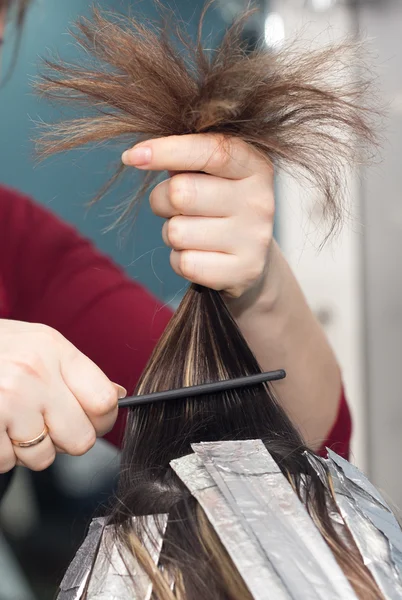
[58, 515, 167, 600]
[192, 440, 357, 600]
[171, 452, 290, 600]
[58, 517, 106, 600]
[304, 452, 328, 486]
[86, 514, 168, 600]
[327, 449, 402, 600]
[304, 453, 366, 549]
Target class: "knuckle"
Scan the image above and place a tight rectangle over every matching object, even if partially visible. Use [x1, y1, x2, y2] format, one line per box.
[166, 217, 184, 249]
[94, 386, 118, 415]
[0, 361, 42, 400]
[226, 287, 243, 299]
[149, 181, 167, 217]
[69, 430, 96, 456]
[248, 193, 275, 222]
[207, 139, 232, 171]
[261, 199, 275, 221]
[256, 227, 272, 249]
[169, 175, 194, 213]
[178, 251, 197, 281]
[0, 456, 16, 474]
[101, 418, 115, 436]
[31, 452, 56, 472]
[0, 346, 50, 389]
[34, 323, 61, 345]
[247, 257, 266, 283]
[149, 188, 159, 214]
[95, 413, 117, 437]
[12, 352, 46, 381]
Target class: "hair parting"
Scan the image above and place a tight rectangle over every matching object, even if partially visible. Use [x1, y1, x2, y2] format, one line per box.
[36, 4, 382, 599]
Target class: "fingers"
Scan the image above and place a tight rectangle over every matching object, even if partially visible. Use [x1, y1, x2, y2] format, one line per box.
[60, 340, 121, 438]
[43, 383, 97, 456]
[3, 372, 96, 467]
[122, 134, 270, 180]
[169, 250, 266, 296]
[150, 173, 238, 218]
[123, 133, 275, 298]
[0, 321, 127, 473]
[162, 216, 240, 254]
[8, 411, 56, 472]
[152, 168, 274, 296]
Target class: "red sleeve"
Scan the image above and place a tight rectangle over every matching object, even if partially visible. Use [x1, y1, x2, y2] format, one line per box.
[0, 186, 173, 446]
[318, 387, 351, 460]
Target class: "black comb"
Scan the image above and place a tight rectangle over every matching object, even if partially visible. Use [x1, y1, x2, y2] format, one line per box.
[118, 369, 286, 408]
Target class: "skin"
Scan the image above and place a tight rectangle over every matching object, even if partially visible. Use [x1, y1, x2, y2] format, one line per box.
[0, 13, 341, 473]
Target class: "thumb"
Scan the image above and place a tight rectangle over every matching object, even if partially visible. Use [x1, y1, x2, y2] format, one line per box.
[59, 340, 122, 436]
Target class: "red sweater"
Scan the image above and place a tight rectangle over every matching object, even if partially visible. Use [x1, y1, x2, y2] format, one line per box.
[0, 186, 351, 457]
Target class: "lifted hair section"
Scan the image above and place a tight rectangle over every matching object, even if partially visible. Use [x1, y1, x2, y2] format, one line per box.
[36, 2, 376, 235]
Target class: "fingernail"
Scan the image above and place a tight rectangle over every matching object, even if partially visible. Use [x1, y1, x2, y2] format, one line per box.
[115, 384, 127, 399]
[122, 146, 152, 166]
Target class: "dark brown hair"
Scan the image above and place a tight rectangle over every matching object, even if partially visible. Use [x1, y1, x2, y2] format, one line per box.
[36, 4, 381, 599]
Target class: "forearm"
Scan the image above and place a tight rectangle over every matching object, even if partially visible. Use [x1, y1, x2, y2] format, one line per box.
[227, 240, 341, 450]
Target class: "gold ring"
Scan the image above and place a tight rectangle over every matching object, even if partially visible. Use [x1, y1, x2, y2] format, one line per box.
[11, 426, 49, 448]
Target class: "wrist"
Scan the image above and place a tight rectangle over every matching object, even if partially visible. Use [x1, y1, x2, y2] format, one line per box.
[225, 239, 284, 321]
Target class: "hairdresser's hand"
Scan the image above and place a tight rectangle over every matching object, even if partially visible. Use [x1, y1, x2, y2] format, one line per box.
[0, 320, 124, 473]
[123, 135, 342, 450]
[122, 134, 274, 300]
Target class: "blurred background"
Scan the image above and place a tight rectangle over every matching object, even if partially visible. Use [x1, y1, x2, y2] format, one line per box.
[0, 0, 400, 598]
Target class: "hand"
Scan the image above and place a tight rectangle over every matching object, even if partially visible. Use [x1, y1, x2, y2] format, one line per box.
[122, 134, 274, 300]
[0, 320, 126, 473]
